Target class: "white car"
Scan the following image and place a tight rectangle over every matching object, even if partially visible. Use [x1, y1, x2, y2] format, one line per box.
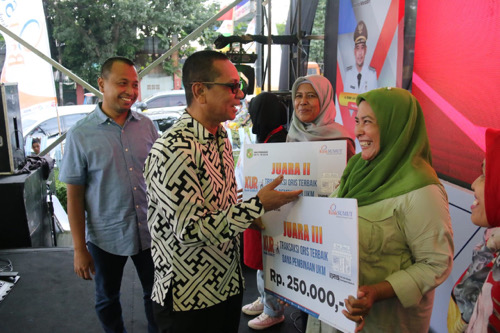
[22, 104, 95, 157]
[143, 109, 184, 135]
[132, 90, 186, 113]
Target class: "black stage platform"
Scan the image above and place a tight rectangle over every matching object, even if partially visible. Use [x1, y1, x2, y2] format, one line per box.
[0, 247, 305, 333]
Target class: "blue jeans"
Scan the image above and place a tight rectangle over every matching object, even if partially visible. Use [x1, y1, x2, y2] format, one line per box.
[87, 242, 157, 333]
[257, 269, 284, 317]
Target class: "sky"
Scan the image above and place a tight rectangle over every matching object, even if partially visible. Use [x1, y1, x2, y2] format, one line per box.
[267, 0, 290, 24]
[216, 0, 290, 24]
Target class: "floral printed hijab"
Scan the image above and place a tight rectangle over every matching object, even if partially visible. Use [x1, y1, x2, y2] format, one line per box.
[448, 128, 500, 332]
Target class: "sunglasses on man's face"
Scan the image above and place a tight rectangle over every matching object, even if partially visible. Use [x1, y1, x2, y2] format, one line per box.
[191, 81, 246, 98]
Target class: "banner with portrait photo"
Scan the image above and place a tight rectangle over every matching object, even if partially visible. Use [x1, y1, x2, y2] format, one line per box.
[334, 0, 405, 140]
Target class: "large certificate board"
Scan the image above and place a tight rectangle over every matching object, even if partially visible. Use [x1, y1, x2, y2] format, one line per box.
[243, 140, 358, 332]
[242, 141, 348, 197]
[261, 197, 358, 333]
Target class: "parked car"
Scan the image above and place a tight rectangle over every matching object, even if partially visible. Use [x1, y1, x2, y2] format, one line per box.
[22, 104, 183, 161]
[83, 92, 99, 105]
[307, 61, 321, 75]
[22, 104, 95, 158]
[143, 109, 184, 135]
[132, 90, 186, 113]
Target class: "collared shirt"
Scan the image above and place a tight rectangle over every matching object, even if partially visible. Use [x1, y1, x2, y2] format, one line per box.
[315, 184, 453, 332]
[344, 64, 378, 94]
[59, 103, 158, 256]
[144, 112, 264, 310]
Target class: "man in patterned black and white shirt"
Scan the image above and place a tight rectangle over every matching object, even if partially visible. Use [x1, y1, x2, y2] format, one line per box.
[144, 50, 302, 333]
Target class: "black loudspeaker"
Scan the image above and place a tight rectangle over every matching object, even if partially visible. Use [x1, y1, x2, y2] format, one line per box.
[0, 168, 54, 249]
[0, 83, 25, 175]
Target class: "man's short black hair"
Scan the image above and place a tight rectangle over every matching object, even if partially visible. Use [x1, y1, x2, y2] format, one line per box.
[100, 56, 136, 79]
[182, 50, 229, 106]
[31, 137, 41, 145]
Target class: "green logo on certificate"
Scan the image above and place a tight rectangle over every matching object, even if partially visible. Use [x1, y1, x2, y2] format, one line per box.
[247, 148, 254, 159]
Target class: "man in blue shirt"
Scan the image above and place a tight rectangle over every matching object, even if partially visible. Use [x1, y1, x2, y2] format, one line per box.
[59, 57, 158, 333]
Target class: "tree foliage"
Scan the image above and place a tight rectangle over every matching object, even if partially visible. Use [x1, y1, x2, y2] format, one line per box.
[142, 0, 220, 75]
[43, 0, 220, 87]
[309, 0, 326, 69]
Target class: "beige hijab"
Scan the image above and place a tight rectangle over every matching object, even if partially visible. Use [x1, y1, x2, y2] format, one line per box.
[287, 74, 353, 143]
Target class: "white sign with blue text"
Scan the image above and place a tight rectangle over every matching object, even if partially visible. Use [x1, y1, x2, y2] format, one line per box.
[261, 197, 358, 333]
[242, 140, 348, 198]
